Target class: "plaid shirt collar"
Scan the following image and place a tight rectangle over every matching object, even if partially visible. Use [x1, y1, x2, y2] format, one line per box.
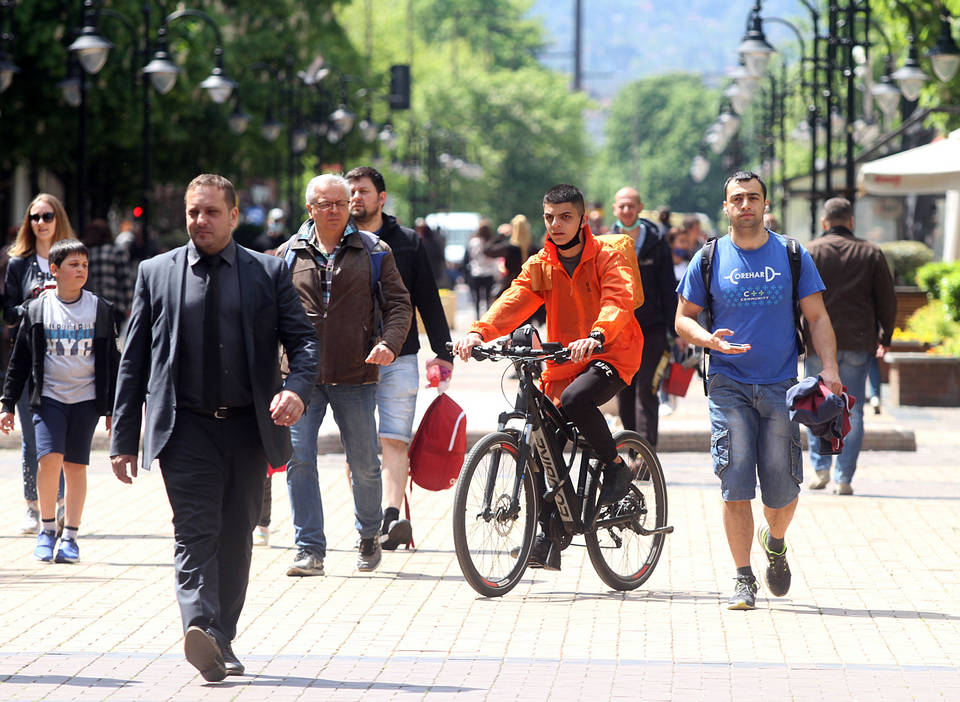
[304, 219, 358, 313]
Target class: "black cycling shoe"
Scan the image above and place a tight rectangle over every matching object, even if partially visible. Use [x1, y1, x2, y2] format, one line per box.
[527, 533, 551, 569]
[597, 462, 632, 508]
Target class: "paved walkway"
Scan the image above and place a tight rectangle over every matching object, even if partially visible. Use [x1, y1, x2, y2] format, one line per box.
[1, 312, 958, 700]
[1, 411, 959, 700]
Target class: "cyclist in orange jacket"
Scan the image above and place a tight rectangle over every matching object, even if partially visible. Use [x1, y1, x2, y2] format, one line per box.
[454, 184, 643, 518]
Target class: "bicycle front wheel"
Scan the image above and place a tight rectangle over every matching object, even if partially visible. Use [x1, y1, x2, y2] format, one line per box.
[452, 432, 538, 597]
[585, 430, 668, 591]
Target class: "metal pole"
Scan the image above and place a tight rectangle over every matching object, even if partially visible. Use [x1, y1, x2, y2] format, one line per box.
[573, 0, 582, 91]
[825, 1, 838, 198]
[844, 0, 857, 201]
[79, 68, 87, 231]
[141, 0, 150, 239]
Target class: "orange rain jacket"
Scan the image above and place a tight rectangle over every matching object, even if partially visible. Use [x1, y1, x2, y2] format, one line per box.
[470, 224, 644, 402]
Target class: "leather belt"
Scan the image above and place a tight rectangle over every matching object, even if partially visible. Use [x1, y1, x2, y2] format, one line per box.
[180, 405, 253, 420]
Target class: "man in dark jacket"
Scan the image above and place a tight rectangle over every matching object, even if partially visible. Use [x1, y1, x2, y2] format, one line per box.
[610, 186, 678, 448]
[277, 173, 412, 576]
[110, 174, 319, 681]
[346, 166, 453, 550]
[803, 197, 897, 495]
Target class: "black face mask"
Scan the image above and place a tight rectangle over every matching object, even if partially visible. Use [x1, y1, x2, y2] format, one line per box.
[549, 221, 583, 250]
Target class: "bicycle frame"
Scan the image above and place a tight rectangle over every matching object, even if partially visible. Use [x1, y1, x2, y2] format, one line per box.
[489, 355, 598, 537]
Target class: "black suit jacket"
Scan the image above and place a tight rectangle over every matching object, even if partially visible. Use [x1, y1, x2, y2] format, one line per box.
[109, 243, 319, 468]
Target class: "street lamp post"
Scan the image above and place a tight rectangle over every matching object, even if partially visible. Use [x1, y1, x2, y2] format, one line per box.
[67, 0, 235, 234]
[0, 0, 20, 94]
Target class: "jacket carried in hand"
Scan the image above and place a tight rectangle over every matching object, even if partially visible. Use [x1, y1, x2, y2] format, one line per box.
[1, 293, 120, 416]
[275, 219, 412, 385]
[469, 223, 643, 401]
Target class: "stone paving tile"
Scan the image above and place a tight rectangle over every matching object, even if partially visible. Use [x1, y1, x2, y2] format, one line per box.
[1, 441, 959, 701]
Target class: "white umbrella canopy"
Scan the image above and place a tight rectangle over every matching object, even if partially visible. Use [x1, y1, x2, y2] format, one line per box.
[859, 129, 960, 195]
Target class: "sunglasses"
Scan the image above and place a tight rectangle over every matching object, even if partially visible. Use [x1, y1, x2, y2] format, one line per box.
[29, 212, 56, 223]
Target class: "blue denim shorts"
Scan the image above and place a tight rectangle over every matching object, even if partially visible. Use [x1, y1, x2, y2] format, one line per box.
[707, 374, 802, 508]
[376, 353, 420, 442]
[33, 397, 100, 465]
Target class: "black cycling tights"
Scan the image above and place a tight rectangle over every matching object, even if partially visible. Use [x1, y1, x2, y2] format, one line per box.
[559, 360, 627, 465]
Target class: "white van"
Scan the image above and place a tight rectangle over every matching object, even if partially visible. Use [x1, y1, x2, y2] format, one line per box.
[424, 211, 481, 270]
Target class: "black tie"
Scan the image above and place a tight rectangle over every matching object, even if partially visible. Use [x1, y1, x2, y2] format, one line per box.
[202, 254, 222, 411]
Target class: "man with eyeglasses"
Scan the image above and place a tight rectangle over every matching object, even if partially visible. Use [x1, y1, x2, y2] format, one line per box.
[276, 173, 411, 575]
[346, 166, 453, 551]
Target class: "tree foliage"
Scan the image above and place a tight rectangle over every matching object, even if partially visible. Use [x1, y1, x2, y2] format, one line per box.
[334, 0, 590, 231]
[1, 0, 364, 231]
[589, 73, 727, 219]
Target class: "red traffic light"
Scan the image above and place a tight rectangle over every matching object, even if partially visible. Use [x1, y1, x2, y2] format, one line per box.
[133, 206, 143, 218]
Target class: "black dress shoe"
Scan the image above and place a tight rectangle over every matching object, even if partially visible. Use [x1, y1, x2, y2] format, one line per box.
[222, 641, 245, 676]
[184, 626, 226, 682]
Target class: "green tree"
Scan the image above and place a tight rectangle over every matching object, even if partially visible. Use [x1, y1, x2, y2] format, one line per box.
[590, 73, 726, 219]
[0, 0, 366, 232]
[334, 0, 589, 230]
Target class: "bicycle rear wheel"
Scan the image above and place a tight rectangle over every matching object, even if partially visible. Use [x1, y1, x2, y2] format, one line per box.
[452, 432, 538, 597]
[584, 430, 668, 591]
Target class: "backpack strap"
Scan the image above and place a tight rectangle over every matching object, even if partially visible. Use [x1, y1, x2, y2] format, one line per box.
[786, 236, 806, 358]
[355, 229, 386, 338]
[699, 237, 718, 395]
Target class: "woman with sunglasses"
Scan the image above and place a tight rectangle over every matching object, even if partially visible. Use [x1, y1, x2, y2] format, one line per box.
[5, 194, 74, 535]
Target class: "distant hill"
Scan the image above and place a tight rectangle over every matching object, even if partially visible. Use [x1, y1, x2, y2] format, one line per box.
[529, 0, 802, 99]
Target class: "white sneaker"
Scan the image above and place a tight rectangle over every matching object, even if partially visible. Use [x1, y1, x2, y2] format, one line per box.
[253, 526, 269, 547]
[19, 507, 40, 535]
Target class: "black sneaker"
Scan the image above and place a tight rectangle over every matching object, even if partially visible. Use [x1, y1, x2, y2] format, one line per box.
[527, 533, 551, 569]
[380, 518, 412, 551]
[758, 526, 791, 597]
[727, 575, 758, 610]
[357, 536, 382, 572]
[597, 462, 632, 507]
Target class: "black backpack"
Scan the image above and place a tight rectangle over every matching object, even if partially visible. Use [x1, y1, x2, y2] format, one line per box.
[699, 234, 805, 391]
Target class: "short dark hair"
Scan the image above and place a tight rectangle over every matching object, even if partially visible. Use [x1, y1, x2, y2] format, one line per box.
[543, 184, 585, 216]
[823, 197, 853, 225]
[83, 218, 113, 247]
[186, 173, 237, 210]
[345, 166, 386, 194]
[723, 170, 767, 201]
[49, 238, 88, 268]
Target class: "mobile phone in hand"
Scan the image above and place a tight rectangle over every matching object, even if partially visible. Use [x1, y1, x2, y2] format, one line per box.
[727, 343, 751, 349]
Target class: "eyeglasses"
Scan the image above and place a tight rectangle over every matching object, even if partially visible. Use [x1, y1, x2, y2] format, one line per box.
[309, 200, 349, 212]
[29, 212, 56, 223]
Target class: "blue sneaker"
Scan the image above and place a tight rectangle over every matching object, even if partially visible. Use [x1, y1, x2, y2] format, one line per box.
[34, 530, 57, 562]
[55, 538, 80, 564]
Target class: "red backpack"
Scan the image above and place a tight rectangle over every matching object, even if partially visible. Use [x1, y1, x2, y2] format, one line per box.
[408, 392, 467, 491]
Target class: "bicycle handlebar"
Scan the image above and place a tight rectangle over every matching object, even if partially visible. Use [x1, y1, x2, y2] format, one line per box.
[444, 340, 604, 363]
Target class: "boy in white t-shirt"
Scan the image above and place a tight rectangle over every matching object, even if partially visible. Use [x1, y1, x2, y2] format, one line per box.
[1, 239, 120, 563]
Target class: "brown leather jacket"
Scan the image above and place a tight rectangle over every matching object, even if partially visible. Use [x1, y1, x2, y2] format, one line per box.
[276, 220, 411, 385]
[803, 226, 897, 352]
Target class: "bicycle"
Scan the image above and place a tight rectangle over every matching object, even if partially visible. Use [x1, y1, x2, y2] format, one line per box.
[450, 339, 673, 597]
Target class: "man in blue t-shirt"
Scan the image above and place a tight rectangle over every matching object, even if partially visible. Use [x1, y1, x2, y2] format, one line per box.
[675, 171, 841, 611]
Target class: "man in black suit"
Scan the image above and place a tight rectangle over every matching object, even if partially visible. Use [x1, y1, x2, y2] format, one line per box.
[109, 174, 318, 682]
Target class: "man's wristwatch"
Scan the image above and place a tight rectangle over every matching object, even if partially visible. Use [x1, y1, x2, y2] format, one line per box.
[588, 330, 605, 345]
